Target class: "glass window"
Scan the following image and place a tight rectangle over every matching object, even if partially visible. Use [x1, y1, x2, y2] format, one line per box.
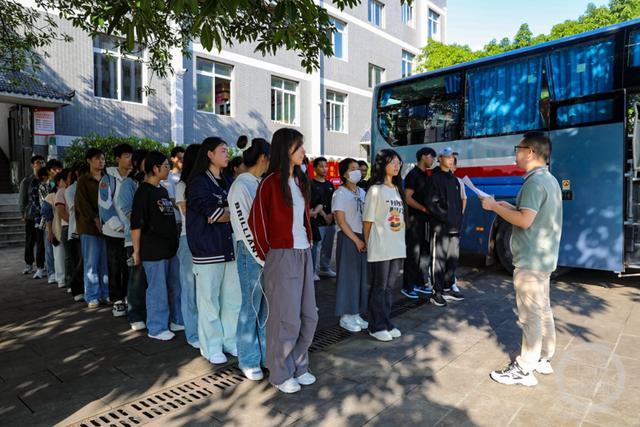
[428, 9, 440, 39]
[368, 63, 385, 88]
[121, 58, 143, 103]
[402, 51, 414, 78]
[196, 58, 233, 115]
[271, 77, 298, 124]
[326, 91, 346, 132]
[329, 19, 346, 59]
[402, 2, 413, 26]
[368, 0, 383, 27]
[93, 35, 144, 103]
[377, 74, 463, 146]
[629, 30, 640, 67]
[93, 52, 118, 100]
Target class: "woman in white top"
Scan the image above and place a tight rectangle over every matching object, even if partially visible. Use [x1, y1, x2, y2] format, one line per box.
[363, 149, 407, 342]
[175, 144, 201, 349]
[332, 158, 369, 333]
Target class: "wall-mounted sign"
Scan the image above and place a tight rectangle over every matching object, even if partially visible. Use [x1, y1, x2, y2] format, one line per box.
[34, 109, 55, 135]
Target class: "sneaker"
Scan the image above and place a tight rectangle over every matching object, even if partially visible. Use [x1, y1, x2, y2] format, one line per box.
[339, 315, 362, 333]
[242, 367, 264, 381]
[443, 286, 465, 301]
[57, 282, 66, 289]
[295, 372, 316, 386]
[535, 358, 554, 375]
[22, 265, 33, 275]
[354, 314, 368, 329]
[389, 328, 402, 338]
[148, 330, 175, 341]
[73, 293, 84, 302]
[401, 288, 419, 299]
[276, 378, 301, 394]
[208, 352, 228, 364]
[414, 285, 433, 295]
[87, 300, 100, 309]
[313, 273, 321, 281]
[112, 301, 127, 317]
[169, 322, 185, 332]
[66, 287, 72, 294]
[188, 341, 201, 349]
[490, 361, 538, 387]
[318, 268, 337, 278]
[32, 269, 44, 279]
[430, 292, 447, 307]
[48, 276, 57, 285]
[226, 348, 238, 357]
[369, 330, 393, 342]
[130, 321, 146, 331]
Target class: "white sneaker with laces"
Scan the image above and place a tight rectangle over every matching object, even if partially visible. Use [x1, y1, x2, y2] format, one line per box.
[209, 352, 228, 364]
[169, 322, 185, 332]
[57, 282, 66, 289]
[130, 321, 146, 331]
[354, 314, 368, 329]
[451, 283, 461, 293]
[73, 293, 85, 302]
[295, 372, 316, 386]
[87, 300, 99, 309]
[535, 358, 554, 375]
[339, 315, 362, 332]
[242, 367, 264, 381]
[22, 265, 33, 275]
[148, 330, 175, 341]
[389, 328, 402, 338]
[369, 330, 393, 342]
[48, 276, 56, 284]
[112, 301, 127, 317]
[313, 273, 321, 281]
[276, 378, 301, 393]
[33, 269, 45, 279]
[319, 268, 337, 278]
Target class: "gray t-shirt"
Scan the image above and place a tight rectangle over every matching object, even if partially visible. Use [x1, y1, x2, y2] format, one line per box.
[511, 167, 563, 273]
[332, 186, 365, 234]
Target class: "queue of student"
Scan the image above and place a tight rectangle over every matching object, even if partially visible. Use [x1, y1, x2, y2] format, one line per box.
[17, 129, 561, 391]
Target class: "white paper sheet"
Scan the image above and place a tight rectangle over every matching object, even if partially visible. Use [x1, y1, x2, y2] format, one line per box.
[462, 176, 492, 199]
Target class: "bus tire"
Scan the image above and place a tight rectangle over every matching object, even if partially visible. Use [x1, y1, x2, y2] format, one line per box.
[495, 220, 514, 274]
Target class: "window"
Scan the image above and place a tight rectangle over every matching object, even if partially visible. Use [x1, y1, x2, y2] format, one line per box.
[271, 77, 298, 124]
[329, 18, 346, 60]
[93, 35, 144, 103]
[401, 1, 413, 26]
[196, 58, 232, 115]
[326, 91, 346, 132]
[629, 30, 640, 67]
[368, 63, 385, 88]
[402, 51, 415, 78]
[368, 0, 384, 27]
[428, 9, 440, 39]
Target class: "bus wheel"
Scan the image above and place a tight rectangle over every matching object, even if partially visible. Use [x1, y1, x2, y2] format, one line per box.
[495, 220, 514, 274]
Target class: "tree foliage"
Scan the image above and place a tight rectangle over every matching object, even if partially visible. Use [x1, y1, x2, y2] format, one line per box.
[417, 0, 640, 72]
[62, 134, 172, 167]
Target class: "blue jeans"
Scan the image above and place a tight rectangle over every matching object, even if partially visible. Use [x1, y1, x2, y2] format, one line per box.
[80, 234, 109, 302]
[315, 225, 335, 272]
[235, 241, 267, 370]
[178, 235, 198, 345]
[143, 256, 183, 336]
[44, 236, 55, 277]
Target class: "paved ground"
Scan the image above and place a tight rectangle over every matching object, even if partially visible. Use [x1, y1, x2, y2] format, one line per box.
[0, 246, 639, 427]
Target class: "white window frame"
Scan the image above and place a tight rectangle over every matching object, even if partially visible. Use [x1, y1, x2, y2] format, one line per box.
[368, 63, 385, 88]
[271, 76, 299, 126]
[428, 9, 440, 39]
[195, 57, 234, 116]
[402, 51, 415, 78]
[325, 90, 347, 133]
[401, 1, 414, 27]
[329, 18, 348, 61]
[368, 0, 384, 28]
[92, 35, 146, 105]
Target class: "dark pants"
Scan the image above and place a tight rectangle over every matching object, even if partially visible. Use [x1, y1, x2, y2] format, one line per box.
[105, 236, 128, 302]
[24, 220, 44, 268]
[368, 258, 402, 333]
[403, 215, 431, 291]
[126, 246, 147, 323]
[431, 224, 460, 293]
[62, 226, 83, 297]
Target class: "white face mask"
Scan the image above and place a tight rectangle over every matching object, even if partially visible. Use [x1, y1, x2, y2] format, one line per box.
[301, 164, 307, 173]
[347, 169, 362, 184]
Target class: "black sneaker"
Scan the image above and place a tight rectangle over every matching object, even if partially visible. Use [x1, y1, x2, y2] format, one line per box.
[430, 292, 447, 307]
[490, 361, 538, 387]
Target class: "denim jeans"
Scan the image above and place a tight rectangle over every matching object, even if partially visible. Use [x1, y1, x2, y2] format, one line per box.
[126, 246, 147, 324]
[316, 225, 335, 272]
[235, 241, 267, 370]
[177, 235, 198, 345]
[193, 261, 241, 359]
[143, 256, 183, 336]
[80, 234, 109, 302]
[44, 236, 55, 277]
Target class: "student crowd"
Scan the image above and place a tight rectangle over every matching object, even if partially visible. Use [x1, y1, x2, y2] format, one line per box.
[17, 128, 559, 391]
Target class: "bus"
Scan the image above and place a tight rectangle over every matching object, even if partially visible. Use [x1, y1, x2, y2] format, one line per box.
[371, 18, 640, 274]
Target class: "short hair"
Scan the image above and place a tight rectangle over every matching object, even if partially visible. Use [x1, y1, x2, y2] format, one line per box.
[236, 135, 249, 149]
[170, 146, 185, 158]
[416, 147, 436, 162]
[46, 159, 63, 170]
[37, 167, 49, 180]
[357, 160, 368, 168]
[54, 169, 71, 186]
[114, 143, 134, 158]
[521, 131, 551, 162]
[144, 151, 168, 176]
[85, 147, 104, 161]
[313, 157, 327, 168]
[30, 155, 45, 164]
[338, 158, 358, 184]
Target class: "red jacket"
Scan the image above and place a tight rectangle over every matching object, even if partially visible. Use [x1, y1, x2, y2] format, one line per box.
[249, 171, 312, 261]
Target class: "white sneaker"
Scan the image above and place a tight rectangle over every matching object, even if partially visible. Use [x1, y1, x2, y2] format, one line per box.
[22, 265, 33, 275]
[369, 330, 393, 342]
[66, 287, 72, 294]
[73, 293, 85, 302]
[389, 328, 402, 338]
[354, 314, 368, 329]
[313, 273, 321, 281]
[242, 367, 264, 381]
[48, 276, 56, 284]
[130, 321, 146, 331]
[57, 282, 66, 289]
[276, 378, 301, 393]
[319, 268, 337, 278]
[148, 330, 175, 341]
[295, 372, 316, 386]
[112, 301, 127, 317]
[87, 300, 99, 309]
[339, 315, 362, 333]
[451, 283, 461, 293]
[226, 348, 238, 357]
[33, 269, 44, 279]
[535, 358, 554, 375]
[169, 322, 185, 332]
[188, 341, 200, 349]
[209, 352, 228, 364]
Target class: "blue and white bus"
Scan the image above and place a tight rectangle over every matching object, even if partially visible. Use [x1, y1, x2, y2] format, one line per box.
[372, 18, 640, 274]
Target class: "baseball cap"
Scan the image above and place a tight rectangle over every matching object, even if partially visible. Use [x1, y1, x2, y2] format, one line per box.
[438, 147, 458, 157]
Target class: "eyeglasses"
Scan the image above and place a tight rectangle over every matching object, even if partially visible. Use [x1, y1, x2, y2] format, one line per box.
[389, 160, 402, 166]
[514, 145, 534, 153]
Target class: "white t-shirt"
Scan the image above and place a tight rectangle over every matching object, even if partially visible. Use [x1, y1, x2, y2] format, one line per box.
[289, 177, 310, 250]
[65, 182, 77, 238]
[457, 177, 467, 200]
[162, 171, 182, 223]
[332, 186, 365, 234]
[175, 180, 187, 236]
[363, 184, 406, 262]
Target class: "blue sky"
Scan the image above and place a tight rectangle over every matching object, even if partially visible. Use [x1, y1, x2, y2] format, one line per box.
[445, 0, 609, 50]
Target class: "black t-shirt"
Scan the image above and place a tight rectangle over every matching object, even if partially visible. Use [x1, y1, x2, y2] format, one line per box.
[131, 182, 178, 261]
[311, 179, 335, 226]
[404, 166, 430, 220]
[357, 179, 370, 192]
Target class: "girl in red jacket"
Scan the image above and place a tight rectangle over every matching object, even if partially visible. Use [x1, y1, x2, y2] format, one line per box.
[248, 128, 319, 394]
